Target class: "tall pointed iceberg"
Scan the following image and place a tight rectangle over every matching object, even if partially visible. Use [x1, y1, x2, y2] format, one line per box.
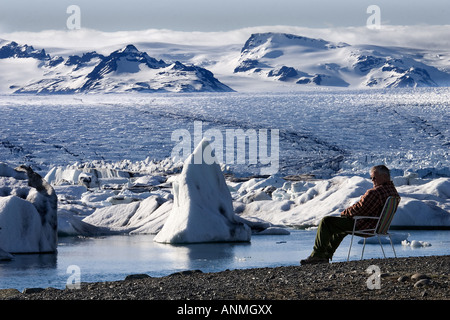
[154, 139, 251, 243]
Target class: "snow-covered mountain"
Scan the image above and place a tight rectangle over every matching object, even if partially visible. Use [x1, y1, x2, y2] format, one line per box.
[1, 31, 450, 92]
[0, 41, 50, 60]
[233, 32, 450, 88]
[0, 41, 233, 93]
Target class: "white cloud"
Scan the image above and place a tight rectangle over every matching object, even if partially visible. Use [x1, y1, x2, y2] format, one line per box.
[1, 25, 450, 54]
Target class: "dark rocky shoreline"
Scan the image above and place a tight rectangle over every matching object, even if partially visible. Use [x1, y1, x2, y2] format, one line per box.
[1, 255, 448, 301]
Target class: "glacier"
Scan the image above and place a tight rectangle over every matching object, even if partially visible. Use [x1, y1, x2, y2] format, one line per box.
[0, 90, 447, 178]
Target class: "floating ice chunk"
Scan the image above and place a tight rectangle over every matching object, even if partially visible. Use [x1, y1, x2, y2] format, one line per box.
[130, 201, 173, 235]
[81, 195, 170, 234]
[0, 163, 27, 180]
[83, 201, 141, 232]
[132, 175, 166, 186]
[238, 175, 450, 229]
[402, 240, 432, 247]
[154, 139, 251, 244]
[0, 195, 46, 253]
[44, 165, 131, 188]
[0, 164, 57, 253]
[57, 209, 111, 236]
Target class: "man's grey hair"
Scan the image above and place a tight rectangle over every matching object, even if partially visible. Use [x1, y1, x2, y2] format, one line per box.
[371, 165, 390, 179]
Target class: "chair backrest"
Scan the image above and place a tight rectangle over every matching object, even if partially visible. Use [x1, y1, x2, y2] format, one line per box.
[376, 196, 401, 234]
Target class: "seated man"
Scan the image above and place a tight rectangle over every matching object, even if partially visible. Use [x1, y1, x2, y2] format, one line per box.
[300, 165, 399, 265]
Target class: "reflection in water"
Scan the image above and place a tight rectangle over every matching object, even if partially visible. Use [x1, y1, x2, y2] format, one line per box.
[0, 253, 59, 290]
[178, 242, 250, 271]
[1, 253, 57, 271]
[153, 241, 251, 272]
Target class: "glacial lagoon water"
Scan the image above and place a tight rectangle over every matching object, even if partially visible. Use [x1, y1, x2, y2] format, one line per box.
[1, 229, 449, 291]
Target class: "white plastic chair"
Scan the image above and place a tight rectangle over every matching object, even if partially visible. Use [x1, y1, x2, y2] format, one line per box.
[347, 196, 401, 261]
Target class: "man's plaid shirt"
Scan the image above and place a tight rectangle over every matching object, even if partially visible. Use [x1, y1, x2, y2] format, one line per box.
[341, 181, 399, 230]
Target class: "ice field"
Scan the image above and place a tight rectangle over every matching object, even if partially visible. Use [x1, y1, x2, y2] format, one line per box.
[1, 88, 449, 178]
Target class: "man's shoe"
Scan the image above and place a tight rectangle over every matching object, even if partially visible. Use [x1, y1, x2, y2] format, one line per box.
[300, 256, 329, 265]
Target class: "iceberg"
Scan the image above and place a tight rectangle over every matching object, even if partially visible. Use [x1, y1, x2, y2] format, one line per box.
[0, 163, 57, 253]
[0, 195, 46, 253]
[154, 139, 251, 243]
[82, 195, 170, 234]
[238, 175, 450, 229]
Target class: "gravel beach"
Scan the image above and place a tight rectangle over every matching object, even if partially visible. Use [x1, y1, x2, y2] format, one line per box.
[1, 255, 448, 301]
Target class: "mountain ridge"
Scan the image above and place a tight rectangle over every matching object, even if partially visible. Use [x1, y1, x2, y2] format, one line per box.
[233, 32, 450, 88]
[0, 41, 233, 93]
[1, 31, 449, 93]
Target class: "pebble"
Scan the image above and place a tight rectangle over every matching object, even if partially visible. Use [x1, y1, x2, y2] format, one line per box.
[22, 287, 45, 294]
[397, 275, 409, 282]
[414, 279, 431, 288]
[411, 273, 430, 281]
[124, 274, 151, 281]
[0, 288, 21, 299]
[2, 255, 448, 301]
[169, 270, 203, 277]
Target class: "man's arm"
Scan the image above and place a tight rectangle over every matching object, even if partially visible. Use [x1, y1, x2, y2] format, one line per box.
[341, 189, 380, 218]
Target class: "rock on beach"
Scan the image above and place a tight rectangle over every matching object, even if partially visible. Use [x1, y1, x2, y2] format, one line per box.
[1, 255, 448, 301]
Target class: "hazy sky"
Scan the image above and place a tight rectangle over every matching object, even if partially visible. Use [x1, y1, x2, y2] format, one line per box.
[0, 0, 449, 32]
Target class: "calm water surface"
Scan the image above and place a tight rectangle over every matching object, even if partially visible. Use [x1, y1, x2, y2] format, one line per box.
[0, 229, 449, 291]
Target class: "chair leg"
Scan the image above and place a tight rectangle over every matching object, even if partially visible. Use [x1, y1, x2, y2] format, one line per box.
[347, 234, 355, 262]
[388, 235, 397, 258]
[361, 238, 366, 260]
[377, 235, 386, 258]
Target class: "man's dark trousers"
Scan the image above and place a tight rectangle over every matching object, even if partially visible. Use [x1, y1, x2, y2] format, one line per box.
[311, 216, 355, 260]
